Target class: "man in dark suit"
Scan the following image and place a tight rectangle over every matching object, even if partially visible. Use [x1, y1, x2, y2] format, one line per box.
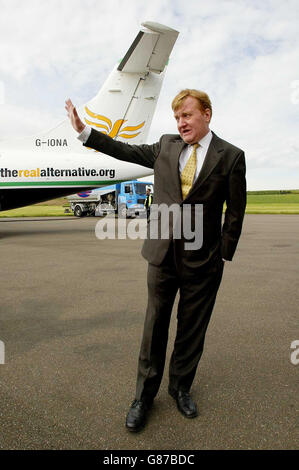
[65, 89, 246, 432]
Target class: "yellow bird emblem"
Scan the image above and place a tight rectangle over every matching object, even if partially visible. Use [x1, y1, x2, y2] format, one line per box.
[84, 106, 145, 139]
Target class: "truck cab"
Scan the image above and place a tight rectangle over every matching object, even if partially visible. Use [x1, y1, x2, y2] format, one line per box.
[117, 181, 153, 218]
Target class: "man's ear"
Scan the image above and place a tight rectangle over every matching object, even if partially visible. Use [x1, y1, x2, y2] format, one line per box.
[204, 108, 211, 123]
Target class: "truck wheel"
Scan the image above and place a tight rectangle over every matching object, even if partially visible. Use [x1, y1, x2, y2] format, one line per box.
[74, 205, 83, 217]
[118, 204, 127, 218]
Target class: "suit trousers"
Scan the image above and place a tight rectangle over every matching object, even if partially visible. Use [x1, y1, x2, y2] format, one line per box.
[135, 242, 224, 403]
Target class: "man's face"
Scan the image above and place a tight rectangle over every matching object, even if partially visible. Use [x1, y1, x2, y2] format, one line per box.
[174, 96, 211, 144]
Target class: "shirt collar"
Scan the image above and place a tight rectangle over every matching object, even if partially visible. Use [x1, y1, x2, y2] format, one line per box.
[197, 129, 212, 149]
[187, 130, 212, 149]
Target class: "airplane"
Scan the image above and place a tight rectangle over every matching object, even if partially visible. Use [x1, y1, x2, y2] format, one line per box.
[0, 22, 179, 212]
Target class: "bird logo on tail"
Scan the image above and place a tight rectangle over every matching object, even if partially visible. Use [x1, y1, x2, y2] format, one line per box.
[84, 106, 145, 139]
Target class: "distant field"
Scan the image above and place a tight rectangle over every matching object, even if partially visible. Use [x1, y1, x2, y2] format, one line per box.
[0, 205, 71, 218]
[0, 197, 71, 217]
[0, 191, 299, 217]
[245, 191, 299, 214]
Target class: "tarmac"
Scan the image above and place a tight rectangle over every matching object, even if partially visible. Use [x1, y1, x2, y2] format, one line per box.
[0, 214, 298, 450]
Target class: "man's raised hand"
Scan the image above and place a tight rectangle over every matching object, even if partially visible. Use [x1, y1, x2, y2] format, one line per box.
[65, 99, 85, 134]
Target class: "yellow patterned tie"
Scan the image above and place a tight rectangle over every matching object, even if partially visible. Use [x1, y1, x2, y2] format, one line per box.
[180, 143, 199, 200]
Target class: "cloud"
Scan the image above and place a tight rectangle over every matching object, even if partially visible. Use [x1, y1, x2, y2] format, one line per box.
[0, 0, 298, 189]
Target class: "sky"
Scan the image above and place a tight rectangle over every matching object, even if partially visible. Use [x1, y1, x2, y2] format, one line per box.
[0, 0, 298, 190]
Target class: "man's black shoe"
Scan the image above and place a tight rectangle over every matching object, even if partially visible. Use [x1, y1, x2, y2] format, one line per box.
[125, 399, 153, 432]
[169, 389, 198, 419]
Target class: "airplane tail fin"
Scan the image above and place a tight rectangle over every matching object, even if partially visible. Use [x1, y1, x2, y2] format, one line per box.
[77, 22, 179, 145]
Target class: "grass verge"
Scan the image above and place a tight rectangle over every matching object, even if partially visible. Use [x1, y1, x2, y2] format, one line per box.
[1, 192, 299, 217]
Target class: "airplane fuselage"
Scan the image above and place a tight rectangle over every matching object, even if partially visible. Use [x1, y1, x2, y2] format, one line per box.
[0, 146, 153, 211]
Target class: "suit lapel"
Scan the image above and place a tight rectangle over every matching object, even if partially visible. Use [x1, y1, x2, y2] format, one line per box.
[186, 133, 224, 199]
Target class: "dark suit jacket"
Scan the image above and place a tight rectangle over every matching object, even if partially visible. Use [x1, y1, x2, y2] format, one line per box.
[84, 129, 246, 266]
